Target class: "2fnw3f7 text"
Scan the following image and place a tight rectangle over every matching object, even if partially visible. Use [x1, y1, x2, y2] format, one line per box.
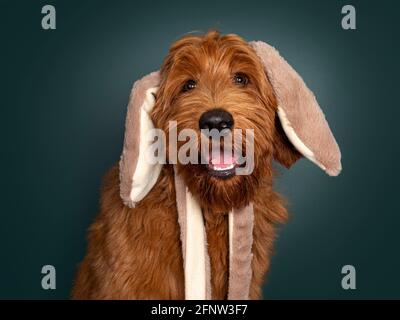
[151, 304, 248, 317]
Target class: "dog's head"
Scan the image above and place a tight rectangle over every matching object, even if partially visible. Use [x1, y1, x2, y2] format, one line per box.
[119, 31, 341, 211]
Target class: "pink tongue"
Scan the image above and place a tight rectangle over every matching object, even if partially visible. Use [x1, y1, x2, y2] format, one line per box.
[210, 153, 236, 169]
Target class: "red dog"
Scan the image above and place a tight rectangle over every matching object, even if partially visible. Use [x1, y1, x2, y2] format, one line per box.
[72, 31, 341, 299]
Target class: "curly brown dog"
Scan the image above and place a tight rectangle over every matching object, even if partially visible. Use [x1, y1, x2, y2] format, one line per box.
[72, 31, 341, 299]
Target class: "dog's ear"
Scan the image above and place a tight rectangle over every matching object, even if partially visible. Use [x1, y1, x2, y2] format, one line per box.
[119, 71, 162, 208]
[250, 41, 341, 176]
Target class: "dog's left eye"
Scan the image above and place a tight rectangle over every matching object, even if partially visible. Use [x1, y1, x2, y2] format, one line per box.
[183, 80, 197, 92]
[233, 73, 249, 86]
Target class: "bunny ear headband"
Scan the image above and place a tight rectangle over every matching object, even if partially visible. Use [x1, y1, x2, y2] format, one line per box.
[119, 41, 341, 300]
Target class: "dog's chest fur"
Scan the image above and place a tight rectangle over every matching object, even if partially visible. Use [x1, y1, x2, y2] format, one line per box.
[203, 208, 230, 299]
[72, 165, 281, 299]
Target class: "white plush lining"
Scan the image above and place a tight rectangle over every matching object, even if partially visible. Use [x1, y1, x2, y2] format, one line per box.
[277, 107, 326, 172]
[185, 190, 235, 300]
[129, 87, 163, 203]
[228, 211, 234, 272]
[185, 188, 207, 299]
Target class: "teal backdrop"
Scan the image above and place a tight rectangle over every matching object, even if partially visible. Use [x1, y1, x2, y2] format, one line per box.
[1, 0, 399, 299]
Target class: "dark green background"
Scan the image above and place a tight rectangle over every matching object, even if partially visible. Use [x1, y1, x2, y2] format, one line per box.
[1, 0, 399, 299]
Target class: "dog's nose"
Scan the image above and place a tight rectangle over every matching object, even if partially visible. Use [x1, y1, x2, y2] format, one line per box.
[199, 108, 234, 131]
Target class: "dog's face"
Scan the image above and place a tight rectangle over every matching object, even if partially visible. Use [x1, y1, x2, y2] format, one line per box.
[120, 32, 341, 211]
[152, 31, 300, 211]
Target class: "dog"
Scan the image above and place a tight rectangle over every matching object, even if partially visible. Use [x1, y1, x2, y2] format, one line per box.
[72, 31, 341, 299]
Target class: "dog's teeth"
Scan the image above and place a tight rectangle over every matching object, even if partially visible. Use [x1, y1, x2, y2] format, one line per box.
[211, 163, 235, 171]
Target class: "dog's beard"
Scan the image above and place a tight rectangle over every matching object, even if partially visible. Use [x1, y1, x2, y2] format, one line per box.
[168, 127, 269, 212]
[176, 141, 270, 212]
[177, 162, 261, 212]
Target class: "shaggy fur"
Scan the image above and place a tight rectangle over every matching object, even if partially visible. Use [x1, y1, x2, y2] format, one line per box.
[72, 31, 305, 299]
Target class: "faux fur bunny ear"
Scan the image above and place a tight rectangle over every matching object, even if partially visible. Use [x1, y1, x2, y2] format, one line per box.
[119, 71, 162, 208]
[250, 41, 342, 176]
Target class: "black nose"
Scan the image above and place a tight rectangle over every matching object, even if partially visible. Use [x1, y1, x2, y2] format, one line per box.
[199, 108, 234, 131]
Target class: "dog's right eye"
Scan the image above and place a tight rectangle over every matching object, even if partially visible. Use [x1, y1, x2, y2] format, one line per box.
[182, 80, 197, 92]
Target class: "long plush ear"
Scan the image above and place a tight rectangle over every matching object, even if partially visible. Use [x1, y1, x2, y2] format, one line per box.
[250, 41, 341, 176]
[119, 71, 162, 208]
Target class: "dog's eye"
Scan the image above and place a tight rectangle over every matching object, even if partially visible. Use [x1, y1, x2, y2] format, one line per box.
[183, 80, 197, 92]
[233, 73, 249, 86]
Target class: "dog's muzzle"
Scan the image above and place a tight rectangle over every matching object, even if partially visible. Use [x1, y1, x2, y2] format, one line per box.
[198, 108, 238, 178]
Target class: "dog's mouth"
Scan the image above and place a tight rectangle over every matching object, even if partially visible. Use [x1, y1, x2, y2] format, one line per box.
[202, 150, 239, 179]
[191, 138, 250, 179]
